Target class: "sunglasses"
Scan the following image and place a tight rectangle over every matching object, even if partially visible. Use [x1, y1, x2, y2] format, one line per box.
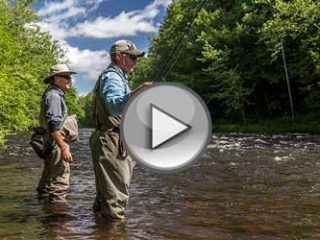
[122, 53, 137, 61]
[128, 55, 138, 61]
[57, 75, 72, 80]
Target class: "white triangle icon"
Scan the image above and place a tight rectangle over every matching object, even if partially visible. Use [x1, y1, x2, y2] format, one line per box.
[151, 104, 191, 149]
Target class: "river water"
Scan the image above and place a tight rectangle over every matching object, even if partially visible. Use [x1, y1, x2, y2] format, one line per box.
[0, 129, 320, 239]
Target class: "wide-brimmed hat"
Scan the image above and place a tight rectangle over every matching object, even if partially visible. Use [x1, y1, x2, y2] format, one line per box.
[109, 40, 145, 57]
[44, 64, 77, 83]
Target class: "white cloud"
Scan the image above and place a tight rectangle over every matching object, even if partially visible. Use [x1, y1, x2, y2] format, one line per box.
[37, 0, 102, 35]
[62, 42, 108, 80]
[36, 0, 88, 41]
[155, 0, 172, 7]
[57, 42, 108, 94]
[70, 49, 108, 95]
[35, 0, 172, 93]
[38, 0, 76, 17]
[37, 21, 69, 41]
[72, 0, 172, 38]
[45, 7, 86, 23]
[37, 0, 172, 40]
[73, 12, 157, 38]
[150, 0, 172, 9]
[38, 0, 102, 18]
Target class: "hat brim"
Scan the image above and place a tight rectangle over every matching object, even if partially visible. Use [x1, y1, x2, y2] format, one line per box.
[44, 71, 77, 84]
[125, 49, 145, 57]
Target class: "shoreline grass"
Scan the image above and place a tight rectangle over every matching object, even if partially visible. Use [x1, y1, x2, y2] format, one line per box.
[213, 117, 320, 134]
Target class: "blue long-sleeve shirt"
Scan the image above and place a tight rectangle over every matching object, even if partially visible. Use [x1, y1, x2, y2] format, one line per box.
[100, 63, 131, 116]
[43, 86, 67, 132]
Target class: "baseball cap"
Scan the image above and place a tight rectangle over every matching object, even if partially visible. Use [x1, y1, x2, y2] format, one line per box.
[110, 40, 145, 57]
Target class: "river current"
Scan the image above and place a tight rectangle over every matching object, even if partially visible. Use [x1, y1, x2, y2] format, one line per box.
[0, 129, 320, 239]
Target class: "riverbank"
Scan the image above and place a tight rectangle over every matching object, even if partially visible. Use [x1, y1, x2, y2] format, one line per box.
[1, 116, 319, 147]
[214, 117, 320, 134]
[0, 130, 9, 146]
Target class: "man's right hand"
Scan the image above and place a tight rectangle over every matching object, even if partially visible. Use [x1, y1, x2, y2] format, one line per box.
[52, 130, 73, 163]
[61, 145, 73, 163]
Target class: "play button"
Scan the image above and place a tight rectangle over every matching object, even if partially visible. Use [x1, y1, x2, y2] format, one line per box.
[151, 104, 191, 149]
[121, 82, 211, 172]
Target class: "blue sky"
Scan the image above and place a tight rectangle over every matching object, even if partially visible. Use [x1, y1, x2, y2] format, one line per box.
[32, 0, 172, 95]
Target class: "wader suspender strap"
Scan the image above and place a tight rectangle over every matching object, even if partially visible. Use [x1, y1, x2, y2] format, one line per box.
[92, 66, 118, 127]
[92, 67, 116, 125]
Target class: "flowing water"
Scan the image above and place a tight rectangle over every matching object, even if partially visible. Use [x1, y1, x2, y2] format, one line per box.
[0, 129, 320, 239]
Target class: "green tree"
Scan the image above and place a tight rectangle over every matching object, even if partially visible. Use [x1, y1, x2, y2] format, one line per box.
[0, 0, 83, 144]
[260, 0, 320, 113]
[77, 92, 94, 127]
[132, 0, 320, 123]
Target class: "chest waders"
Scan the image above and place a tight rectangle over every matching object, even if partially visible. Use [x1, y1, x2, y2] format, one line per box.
[90, 65, 135, 220]
[36, 88, 71, 202]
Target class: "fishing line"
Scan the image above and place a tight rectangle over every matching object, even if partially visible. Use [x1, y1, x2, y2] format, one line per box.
[156, 0, 208, 82]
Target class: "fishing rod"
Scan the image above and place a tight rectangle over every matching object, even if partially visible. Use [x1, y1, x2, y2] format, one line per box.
[156, 0, 208, 82]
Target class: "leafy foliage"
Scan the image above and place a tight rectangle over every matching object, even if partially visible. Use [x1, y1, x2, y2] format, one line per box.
[0, 0, 83, 144]
[129, 0, 320, 124]
[77, 92, 94, 127]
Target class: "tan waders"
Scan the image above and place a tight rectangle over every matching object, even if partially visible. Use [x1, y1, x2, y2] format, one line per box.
[37, 144, 70, 202]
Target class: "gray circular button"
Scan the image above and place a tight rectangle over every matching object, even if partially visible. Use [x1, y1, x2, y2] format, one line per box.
[121, 82, 211, 172]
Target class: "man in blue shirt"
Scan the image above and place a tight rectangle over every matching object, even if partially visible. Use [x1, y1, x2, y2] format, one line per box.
[90, 40, 152, 220]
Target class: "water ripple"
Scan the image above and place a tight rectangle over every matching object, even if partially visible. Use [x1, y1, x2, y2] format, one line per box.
[0, 130, 320, 239]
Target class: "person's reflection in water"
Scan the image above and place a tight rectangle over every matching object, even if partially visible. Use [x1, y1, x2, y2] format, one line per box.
[93, 212, 129, 240]
[40, 201, 75, 239]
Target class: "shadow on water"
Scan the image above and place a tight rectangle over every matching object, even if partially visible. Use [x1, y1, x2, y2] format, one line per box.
[1, 130, 320, 239]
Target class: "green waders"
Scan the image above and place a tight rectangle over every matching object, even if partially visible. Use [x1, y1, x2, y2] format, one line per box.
[90, 65, 135, 220]
[90, 129, 135, 220]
